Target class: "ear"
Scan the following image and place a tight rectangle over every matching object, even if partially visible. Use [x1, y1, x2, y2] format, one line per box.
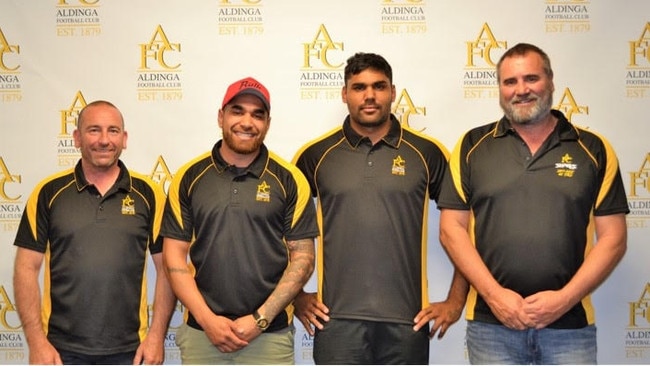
[341, 85, 347, 104]
[73, 129, 81, 148]
[391, 84, 396, 103]
[122, 130, 128, 150]
[218, 109, 224, 128]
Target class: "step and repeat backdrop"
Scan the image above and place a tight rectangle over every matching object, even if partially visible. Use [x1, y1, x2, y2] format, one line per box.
[1, 0, 649, 364]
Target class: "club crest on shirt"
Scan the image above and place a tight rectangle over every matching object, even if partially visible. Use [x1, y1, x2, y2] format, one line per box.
[121, 194, 136, 215]
[256, 181, 271, 202]
[392, 155, 406, 176]
[555, 153, 578, 178]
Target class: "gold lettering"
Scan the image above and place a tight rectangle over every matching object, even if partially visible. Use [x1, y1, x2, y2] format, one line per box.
[140, 25, 181, 70]
[0, 286, 21, 330]
[0, 157, 21, 201]
[629, 283, 650, 327]
[629, 22, 650, 67]
[629, 153, 650, 196]
[60, 91, 87, 136]
[149, 155, 173, 194]
[554, 87, 588, 122]
[392, 89, 426, 129]
[302, 24, 344, 69]
[0, 28, 20, 71]
[466, 23, 507, 67]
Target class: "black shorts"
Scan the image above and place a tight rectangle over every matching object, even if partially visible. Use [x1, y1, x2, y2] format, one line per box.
[57, 349, 136, 365]
[313, 318, 429, 364]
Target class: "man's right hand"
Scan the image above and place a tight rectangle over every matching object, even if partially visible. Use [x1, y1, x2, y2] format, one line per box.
[202, 314, 249, 353]
[293, 290, 330, 336]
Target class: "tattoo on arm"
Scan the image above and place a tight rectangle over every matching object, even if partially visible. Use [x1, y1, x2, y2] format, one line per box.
[166, 266, 191, 274]
[262, 238, 316, 319]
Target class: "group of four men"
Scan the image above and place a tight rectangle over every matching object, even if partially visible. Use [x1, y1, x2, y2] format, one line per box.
[13, 43, 628, 365]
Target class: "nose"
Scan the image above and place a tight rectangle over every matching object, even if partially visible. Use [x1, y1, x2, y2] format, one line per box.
[239, 112, 255, 127]
[514, 81, 529, 95]
[98, 130, 111, 145]
[364, 86, 376, 100]
[98, 130, 110, 144]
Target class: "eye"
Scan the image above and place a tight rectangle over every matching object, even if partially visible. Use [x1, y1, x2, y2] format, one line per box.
[374, 83, 387, 91]
[229, 107, 244, 115]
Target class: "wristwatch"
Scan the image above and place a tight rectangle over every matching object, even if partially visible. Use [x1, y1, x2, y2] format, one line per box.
[253, 310, 270, 331]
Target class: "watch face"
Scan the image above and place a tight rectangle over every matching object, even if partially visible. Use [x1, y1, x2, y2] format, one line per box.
[257, 318, 269, 329]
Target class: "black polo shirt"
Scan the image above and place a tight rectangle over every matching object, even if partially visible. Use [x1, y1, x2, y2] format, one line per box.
[161, 141, 318, 332]
[438, 110, 629, 328]
[14, 160, 165, 354]
[293, 115, 449, 325]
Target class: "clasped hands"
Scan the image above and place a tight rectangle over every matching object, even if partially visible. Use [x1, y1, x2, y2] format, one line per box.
[487, 287, 569, 330]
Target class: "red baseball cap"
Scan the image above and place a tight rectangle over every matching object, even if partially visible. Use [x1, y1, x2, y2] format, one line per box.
[221, 77, 270, 111]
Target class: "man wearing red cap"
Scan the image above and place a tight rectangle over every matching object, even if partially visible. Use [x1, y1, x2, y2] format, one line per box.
[161, 77, 318, 364]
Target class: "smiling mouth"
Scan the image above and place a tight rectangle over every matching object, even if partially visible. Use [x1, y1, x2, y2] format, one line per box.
[235, 131, 256, 139]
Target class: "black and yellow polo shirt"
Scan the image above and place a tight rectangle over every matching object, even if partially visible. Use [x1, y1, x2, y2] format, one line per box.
[292, 115, 449, 325]
[161, 141, 318, 332]
[438, 109, 629, 328]
[14, 160, 165, 354]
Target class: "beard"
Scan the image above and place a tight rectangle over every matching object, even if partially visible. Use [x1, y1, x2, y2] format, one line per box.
[500, 89, 553, 125]
[222, 128, 266, 155]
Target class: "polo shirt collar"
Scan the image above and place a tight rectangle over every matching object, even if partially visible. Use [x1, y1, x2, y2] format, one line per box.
[212, 140, 269, 178]
[342, 114, 402, 148]
[494, 109, 578, 141]
[74, 159, 131, 192]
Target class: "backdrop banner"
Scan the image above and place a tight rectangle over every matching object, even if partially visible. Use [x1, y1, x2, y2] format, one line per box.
[1, 1, 649, 364]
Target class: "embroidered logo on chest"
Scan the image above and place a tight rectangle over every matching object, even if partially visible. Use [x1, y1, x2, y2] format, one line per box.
[555, 153, 578, 178]
[121, 195, 136, 215]
[256, 181, 271, 202]
[392, 155, 406, 176]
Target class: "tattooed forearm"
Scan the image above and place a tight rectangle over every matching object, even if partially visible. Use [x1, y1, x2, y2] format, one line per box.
[261, 237, 315, 319]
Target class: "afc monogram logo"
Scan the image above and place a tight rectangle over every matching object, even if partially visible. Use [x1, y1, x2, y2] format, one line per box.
[466, 23, 507, 68]
[60, 91, 88, 137]
[629, 283, 650, 327]
[629, 22, 650, 67]
[57, 91, 86, 166]
[625, 22, 649, 98]
[0, 28, 20, 72]
[629, 153, 650, 197]
[302, 24, 344, 69]
[0, 285, 21, 330]
[554, 87, 588, 122]
[393, 89, 426, 130]
[149, 155, 174, 194]
[140, 25, 181, 71]
[0, 157, 21, 202]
